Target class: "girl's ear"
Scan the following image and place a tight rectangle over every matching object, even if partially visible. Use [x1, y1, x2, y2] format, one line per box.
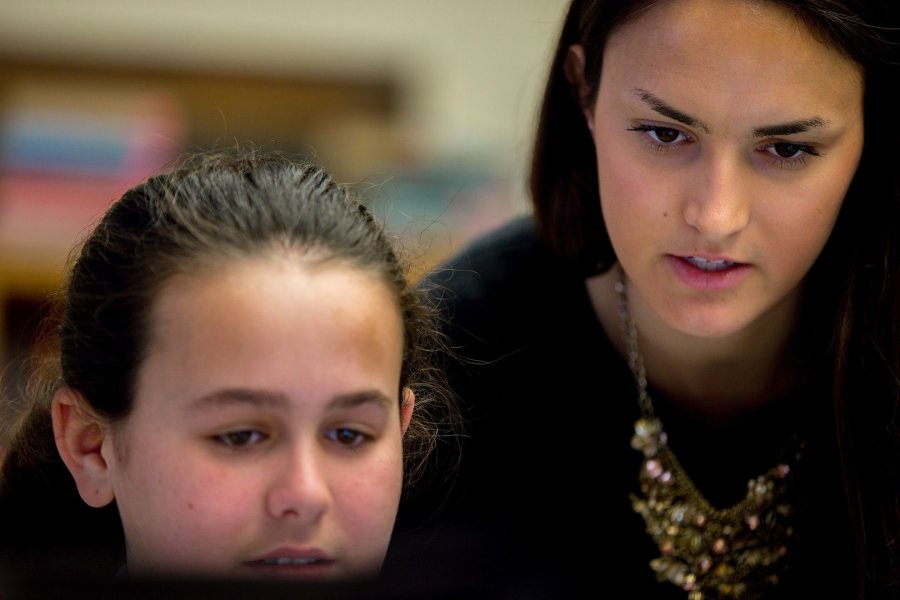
[563, 44, 596, 132]
[51, 387, 116, 508]
[400, 387, 415, 437]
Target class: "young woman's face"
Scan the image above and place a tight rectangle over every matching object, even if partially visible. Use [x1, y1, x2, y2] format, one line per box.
[103, 255, 409, 579]
[585, 0, 864, 338]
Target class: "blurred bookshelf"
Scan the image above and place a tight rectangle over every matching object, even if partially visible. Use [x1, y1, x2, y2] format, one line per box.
[0, 56, 398, 275]
[0, 56, 521, 443]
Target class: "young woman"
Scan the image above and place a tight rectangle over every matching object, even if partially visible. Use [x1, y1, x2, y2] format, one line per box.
[0, 152, 456, 586]
[396, 0, 899, 597]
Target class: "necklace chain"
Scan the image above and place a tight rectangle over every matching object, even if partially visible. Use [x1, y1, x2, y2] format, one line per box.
[615, 270, 801, 600]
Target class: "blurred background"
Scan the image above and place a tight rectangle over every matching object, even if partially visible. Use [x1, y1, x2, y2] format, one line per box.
[0, 0, 569, 436]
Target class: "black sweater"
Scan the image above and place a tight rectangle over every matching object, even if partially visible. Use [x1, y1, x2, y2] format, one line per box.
[385, 216, 851, 599]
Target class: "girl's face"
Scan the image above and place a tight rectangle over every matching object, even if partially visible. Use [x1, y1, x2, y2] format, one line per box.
[583, 0, 864, 338]
[103, 255, 410, 579]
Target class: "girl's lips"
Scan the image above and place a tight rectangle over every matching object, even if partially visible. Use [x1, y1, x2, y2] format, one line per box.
[667, 254, 751, 290]
[243, 547, 336, 578]
[243, 558, 336, 579]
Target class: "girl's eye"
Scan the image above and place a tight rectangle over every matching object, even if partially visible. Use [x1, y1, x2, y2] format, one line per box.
[214, 430, 267, 449]
[627, 124, 690, 149]
[326, 428, 371, 448]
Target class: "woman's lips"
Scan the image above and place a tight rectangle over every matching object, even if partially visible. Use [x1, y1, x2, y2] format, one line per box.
[667, 254, 751, 290]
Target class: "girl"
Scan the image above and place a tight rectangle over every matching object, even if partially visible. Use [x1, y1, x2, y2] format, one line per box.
[400, 0, 899, 598]
[0, 152, 456, 584]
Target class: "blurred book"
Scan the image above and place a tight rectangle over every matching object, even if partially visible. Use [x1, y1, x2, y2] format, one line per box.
[0, 81, 185, 259]
[364, 161, 520, 279]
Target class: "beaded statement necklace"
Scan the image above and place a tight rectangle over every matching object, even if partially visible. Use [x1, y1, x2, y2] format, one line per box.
[615, 271, 802, 600]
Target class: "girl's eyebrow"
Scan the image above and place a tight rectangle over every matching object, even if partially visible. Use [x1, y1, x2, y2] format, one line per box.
[189, 389, 288, 410]
[187, 389, 391, 411]
[632, 88, 829, 137]
[328, 390, 392, 412]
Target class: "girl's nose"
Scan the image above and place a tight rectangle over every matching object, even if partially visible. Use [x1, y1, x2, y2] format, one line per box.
[265, 446, 331, 523]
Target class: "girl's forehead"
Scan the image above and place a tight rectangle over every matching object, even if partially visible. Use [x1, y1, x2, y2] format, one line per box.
[158, 253, 392, 314]
[130, 255, 404, 411]
[149, 255, 399, 344]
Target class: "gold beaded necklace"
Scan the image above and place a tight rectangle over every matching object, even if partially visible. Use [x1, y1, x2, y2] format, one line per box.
[615, 270, 802, 600]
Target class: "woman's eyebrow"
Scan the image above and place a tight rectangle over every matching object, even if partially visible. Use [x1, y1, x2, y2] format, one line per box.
[632, 88, 829, 138]
[752, 118, 829, 138]
[633, 88, 710, 133]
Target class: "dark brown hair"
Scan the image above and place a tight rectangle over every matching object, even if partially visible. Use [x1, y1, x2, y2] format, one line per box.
[0, 150, 457, 578]
[530, 0, 898, 596]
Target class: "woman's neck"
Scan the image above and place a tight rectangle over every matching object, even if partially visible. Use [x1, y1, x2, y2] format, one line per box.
[587, 268, 802, 426]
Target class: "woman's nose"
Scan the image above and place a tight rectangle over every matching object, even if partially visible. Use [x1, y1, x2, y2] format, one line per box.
[682, 154, 752, 241]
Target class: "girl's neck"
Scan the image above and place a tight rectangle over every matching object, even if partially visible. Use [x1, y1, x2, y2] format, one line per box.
[587, 268, 803, 427]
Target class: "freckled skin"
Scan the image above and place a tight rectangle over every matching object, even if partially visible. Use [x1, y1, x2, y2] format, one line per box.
[103, 256, 408, 580]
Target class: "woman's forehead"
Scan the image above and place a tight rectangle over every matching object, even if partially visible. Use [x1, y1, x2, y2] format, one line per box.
[598, 0, 863, 122]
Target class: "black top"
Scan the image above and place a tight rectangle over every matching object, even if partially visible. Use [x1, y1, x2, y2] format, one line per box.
[385, 216, 852, 598]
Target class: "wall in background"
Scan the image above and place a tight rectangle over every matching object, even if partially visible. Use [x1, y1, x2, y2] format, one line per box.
[0, 0, 570, 268]
[0, 0, 568, 183]
[0, 1, 570, 436]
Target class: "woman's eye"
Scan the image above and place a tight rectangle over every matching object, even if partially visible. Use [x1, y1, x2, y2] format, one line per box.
[649, 127, 682, 144]
[214, 430, 267, 449]
[627, 124, 689, 148]
[766, 142, 816, 159]
[326, 428, 370, 448]
[760, 141, 821, 169]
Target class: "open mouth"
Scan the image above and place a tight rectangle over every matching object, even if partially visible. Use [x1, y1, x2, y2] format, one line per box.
[682, 256, 736, 272]
[243, 553, 336, 576]
[667, 255, 751, 290]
